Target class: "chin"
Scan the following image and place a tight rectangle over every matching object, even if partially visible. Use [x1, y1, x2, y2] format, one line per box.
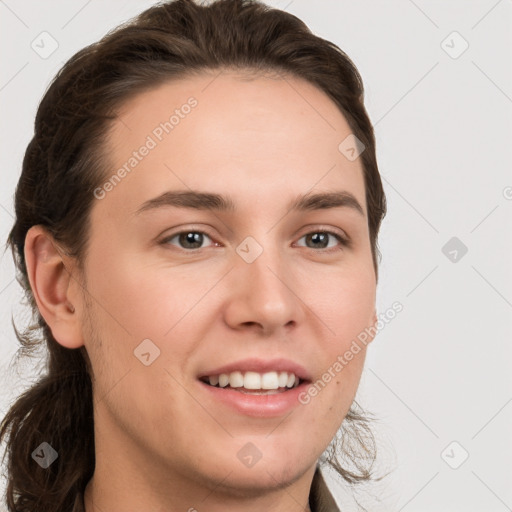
[199, 461, 310, 498]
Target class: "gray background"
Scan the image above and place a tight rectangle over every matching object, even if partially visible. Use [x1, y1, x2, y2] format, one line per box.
[1, 1, 511, 510]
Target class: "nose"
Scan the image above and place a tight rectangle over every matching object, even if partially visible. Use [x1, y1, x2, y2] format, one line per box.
[223, 243, 303, 336]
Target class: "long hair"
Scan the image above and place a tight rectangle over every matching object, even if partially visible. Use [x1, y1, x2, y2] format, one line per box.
[1, 1, 387, 510]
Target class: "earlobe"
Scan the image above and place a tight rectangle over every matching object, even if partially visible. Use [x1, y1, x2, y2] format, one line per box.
[24, 225, 84, 349]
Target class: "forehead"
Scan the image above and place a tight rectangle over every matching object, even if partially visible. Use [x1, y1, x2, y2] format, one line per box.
[98, 71, 367, 220]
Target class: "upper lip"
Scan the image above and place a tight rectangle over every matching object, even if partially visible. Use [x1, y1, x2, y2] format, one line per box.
[198, 358, 312, 381]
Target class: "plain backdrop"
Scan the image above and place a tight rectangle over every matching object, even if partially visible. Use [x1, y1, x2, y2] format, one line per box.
[1, 1, 511, 510]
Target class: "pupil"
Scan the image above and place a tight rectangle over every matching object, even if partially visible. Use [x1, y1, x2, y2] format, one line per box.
[182, 232, 202, 248]
[310, 233, 327, 248]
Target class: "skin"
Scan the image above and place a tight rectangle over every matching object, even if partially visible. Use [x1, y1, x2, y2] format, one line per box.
[24, 70, 378, 512]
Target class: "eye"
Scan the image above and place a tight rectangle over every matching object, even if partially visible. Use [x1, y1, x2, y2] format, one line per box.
[295, 230, 349, 252]
[159, 228, 350, 252]
[160, 230, 217, 250]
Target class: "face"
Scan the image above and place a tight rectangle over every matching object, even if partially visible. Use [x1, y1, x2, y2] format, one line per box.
[75, 71, 377, 496]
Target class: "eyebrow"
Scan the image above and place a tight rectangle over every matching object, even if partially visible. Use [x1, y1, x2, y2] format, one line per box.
[134, 189, 365, 217]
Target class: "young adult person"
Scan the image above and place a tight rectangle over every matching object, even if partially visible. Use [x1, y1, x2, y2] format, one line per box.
[1, 1, 387, 510]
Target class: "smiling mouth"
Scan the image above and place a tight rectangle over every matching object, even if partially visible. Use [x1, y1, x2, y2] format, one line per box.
[199, 370, 306, 394]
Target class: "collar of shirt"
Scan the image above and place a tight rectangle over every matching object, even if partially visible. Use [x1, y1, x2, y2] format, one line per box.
[309, 466, 342, 512]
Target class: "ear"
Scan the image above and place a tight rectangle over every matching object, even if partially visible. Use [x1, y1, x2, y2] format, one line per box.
[24, 225, 84, 349]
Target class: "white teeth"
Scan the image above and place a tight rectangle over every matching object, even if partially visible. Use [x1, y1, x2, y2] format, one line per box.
[218, 374, 229, 388]
[229, 371, 244, 388]
[278, 371, 288, 388]
[205, 370, 301, 390]
[244, 371, 261, 389]
[261, 372, 279, 390]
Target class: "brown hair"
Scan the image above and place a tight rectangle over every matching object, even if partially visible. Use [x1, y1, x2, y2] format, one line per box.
[1, 0, 387, 510]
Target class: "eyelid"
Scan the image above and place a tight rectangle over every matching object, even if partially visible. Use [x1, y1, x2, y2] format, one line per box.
[295, 224, 349, 242]
[159, 225, 217, 244]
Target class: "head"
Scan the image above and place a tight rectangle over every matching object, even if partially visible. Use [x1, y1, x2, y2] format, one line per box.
[1, 1, 386, 510]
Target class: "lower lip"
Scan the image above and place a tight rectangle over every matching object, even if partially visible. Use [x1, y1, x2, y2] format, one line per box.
[198, 380, 310, 418]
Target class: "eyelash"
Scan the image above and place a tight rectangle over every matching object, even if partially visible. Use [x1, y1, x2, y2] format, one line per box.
[159, 227, 350, 253]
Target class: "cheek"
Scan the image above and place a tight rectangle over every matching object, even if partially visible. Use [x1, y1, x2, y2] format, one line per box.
[85, 247, 206, 337]
[299, 349, 367, 454]
[305, 267, 374, 410]
[83, 250, 225, 383]
[312, 266, 376, 340]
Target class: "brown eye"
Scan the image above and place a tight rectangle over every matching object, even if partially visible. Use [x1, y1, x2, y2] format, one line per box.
[161, 231, 215, 250]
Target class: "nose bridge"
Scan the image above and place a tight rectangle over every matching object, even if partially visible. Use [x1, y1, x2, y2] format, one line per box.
[226, 233, 300, 331]
[246, 243, 287, 297]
